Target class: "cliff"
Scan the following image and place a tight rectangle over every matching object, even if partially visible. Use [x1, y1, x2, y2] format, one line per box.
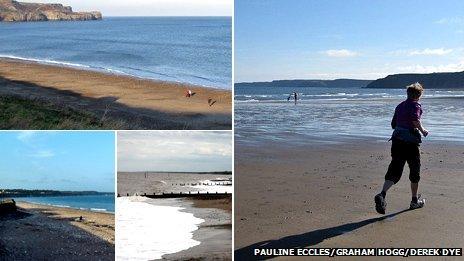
[366, 71, 464, 89]
[235, 79, 373, 88]
[0, 0, 102, 22]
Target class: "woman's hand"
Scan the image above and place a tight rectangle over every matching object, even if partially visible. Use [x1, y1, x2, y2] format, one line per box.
[421, 129, 429, 137]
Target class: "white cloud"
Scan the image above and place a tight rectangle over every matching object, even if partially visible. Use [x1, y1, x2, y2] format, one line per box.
[19, 0, 232, 16]
[117, 131, 232, 172]
[17, 131, 36, 143]
[396, 60, 464, 73]
[409, 48, 453, 56]
[324, 49, 358, 58]
[31, 150, 55, 158]
[436, 17, 464, 25]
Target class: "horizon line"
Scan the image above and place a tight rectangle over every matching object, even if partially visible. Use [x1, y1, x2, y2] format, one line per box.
[1, 188, 114, 193]
[236, 70, 464, 84]
[100, 15, 231, 18]
[118, 170, 232, 173]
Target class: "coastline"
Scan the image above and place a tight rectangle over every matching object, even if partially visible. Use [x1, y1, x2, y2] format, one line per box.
[0, 58, 232, 129]
[15, 198, 115, 214]
[115, 196, 232, 260]
[0, 55, 229, 90]
[234, 138, 464, 259]
[0, 202, 114, 260]
[162, 196, 232, 260]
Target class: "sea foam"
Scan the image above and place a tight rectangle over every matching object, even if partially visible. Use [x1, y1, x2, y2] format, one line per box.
[116, 196, 204, 261]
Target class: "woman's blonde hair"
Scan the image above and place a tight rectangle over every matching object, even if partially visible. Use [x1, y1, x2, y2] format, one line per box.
[406, 82, 424, 100]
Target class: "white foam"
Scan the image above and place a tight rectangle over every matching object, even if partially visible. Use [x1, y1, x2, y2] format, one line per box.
[90, 208, 107, 212]
[116, 196, 204, 261]
[0, 54, 91, 68]
[235, 99, 259, 103]
[190, 180, 233, 194]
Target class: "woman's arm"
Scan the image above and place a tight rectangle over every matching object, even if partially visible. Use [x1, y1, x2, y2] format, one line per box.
[412, 120, 428, 137]
[391, 112, 397, 129]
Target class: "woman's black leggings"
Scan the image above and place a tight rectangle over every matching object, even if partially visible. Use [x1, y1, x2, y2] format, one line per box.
[385, 139, 421, 184]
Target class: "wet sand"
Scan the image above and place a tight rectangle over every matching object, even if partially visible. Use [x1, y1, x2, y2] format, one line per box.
[0, 202, 114, 260]
[0, 58, 231, 130]
[163, 196, 232, 260]
[234, 139, 464, 259]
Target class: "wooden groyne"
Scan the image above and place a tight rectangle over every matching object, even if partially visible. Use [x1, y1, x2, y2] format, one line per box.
[170, 182, 232, 186]
[118, 191, 231, 199]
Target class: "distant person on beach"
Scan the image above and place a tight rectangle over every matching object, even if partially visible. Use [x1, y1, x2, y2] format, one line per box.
[186, 89, 193, 97]
[375, 83, 429, 214]
[287, 92, 298, 102]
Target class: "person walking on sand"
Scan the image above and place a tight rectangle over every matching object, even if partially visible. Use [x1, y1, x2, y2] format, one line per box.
[375, 83, 429, 214]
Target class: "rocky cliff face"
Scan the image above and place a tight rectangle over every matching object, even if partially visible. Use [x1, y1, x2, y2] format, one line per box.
[366, 71, 464, 89]
[0, 0, 102, 22]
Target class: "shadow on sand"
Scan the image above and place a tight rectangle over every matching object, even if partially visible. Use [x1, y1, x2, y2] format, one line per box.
[235, 209, 411, 260]
[0, 204, 114, 260]
[0, 76, 231, 130]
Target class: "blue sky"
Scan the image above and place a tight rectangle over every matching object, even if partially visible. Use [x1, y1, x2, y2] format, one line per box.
[0, 132, 115, 192]
[235, 0, 464, 82]
[118, 131, 232, 172]
[21, 0, 232, 16]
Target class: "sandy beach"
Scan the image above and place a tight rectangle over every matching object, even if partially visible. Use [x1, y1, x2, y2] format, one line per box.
[234, 139, 464, 259]
[0, 58, 231, 129]
[163, 196, 232, 260]
[0, 202, 115, 260]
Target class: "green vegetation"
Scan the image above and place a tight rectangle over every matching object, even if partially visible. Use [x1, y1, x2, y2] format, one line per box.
[0, 96, 123, 129]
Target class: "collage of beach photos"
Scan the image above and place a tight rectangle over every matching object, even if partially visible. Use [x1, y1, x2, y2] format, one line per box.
[1, 0, 463, 260]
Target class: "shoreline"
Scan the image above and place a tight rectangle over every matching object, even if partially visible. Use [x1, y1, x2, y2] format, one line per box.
[235, 138, 464, 259]
[162, 196, 232, 260]
[0, 58, 232, 129]
[15, 198, 115, 214]
[17, 202, 115, 244]
[115, 196, 232, 260]
[0, 202, 115, 260]
[0, 55, 230, 91]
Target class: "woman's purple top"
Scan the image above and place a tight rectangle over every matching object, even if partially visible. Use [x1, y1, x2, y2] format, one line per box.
[391, 99, 423, 129]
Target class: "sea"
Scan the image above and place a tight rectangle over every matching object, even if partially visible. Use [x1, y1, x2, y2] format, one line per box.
[0, 17, 232, 89]
[17, 194, 115, 213]
[235, 86, 464, 145]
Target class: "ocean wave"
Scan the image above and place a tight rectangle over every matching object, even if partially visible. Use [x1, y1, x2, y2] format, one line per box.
[0, 54, 91, 69]
[236, 99, 260, 103]
[19, 200, 71, 209]
[90, 208, 108, 212]
[52, 204, 71, 208]
[0, 54, 229, 89]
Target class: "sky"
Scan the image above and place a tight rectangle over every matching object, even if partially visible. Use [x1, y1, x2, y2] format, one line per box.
[21, 0, 232, 16]
[0, 131, 115, 192]
[235, 0, 464, 82]
[118, 131, 232, 172]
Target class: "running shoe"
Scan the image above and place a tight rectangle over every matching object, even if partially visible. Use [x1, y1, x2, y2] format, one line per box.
[410, 194, 425, 210]
[374, 193, 386, 214]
